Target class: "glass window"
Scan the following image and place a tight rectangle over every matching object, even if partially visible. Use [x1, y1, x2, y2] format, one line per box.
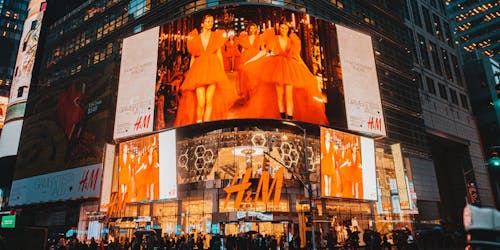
[460, 93, 469, 109]
[433, 14, 443, 41]
[418, 34, 430, 69]
[441, 48, 453, 81]
[426, 77, 436, 95]
[429, 41, 442, 75]
[450, 89, 458, 104]
[451, 54, 464, 86]
[416, 73, 423, 89]
[411, 1, 422, 27]
[438, 83, 447, 100]
[422, 6, 433, 34]
[443, 21, 453, 46]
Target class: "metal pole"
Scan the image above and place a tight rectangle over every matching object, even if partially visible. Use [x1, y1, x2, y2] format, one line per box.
[303, 128, 317, 250]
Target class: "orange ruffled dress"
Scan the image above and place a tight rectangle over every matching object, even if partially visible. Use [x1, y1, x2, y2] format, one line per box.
[174, 29, 237, 126]
[243, 30, 328, 124]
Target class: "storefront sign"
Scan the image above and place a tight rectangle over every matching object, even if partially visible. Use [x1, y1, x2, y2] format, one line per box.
[9, 164, 102, 206]
[223, 167, 284, 210]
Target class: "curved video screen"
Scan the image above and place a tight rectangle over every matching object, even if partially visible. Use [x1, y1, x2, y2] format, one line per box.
[114, 5, 385, 140]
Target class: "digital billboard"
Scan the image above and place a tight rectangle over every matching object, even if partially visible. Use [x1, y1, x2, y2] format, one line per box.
[9, 0, 45, 106]
[113, 27, 159, 140]
[0, 96, 7, 128]
[115, 5, 385, 139]
[9, 164, 102, 206]
[14, 63, 117, 180]
[119, 134, 160, 203]
[320, 127, 376, 200]
[118, 130, 177, 204]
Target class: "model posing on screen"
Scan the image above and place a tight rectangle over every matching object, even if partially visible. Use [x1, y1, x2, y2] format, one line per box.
[243, 20, 328, 124]
[174, 14, 236, 125]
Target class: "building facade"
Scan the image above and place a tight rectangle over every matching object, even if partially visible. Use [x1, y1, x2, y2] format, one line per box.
[402, 0, 494, 228]
[446, 0, 499, 60]
[5, 0, 466, 243]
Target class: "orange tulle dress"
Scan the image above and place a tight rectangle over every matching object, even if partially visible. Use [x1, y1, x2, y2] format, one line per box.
[174, 29, 237, 126]
[241, 30, 328, 124]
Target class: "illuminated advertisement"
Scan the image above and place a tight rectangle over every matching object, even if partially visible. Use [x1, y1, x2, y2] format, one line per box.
[14, 64, 117, 180]
[159, 130, 177, 199]
[0, 96, 7, 128]
[115, 5, 385, 137]
[175, 126, 321, 211]
[320, 127, 376, 200]
[118, 134, 160, 203]
[9, 164, 102, 206]
[336, 25, 386, 136]
[391, 143, 410, 209]
[113, 27, 159, 140]
[9, 0, 45, 106]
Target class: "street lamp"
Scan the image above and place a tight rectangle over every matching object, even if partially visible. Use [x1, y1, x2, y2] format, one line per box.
[281, 121, 317, 250]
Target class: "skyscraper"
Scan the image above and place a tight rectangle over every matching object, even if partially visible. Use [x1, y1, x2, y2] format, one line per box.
[446, 0, 499, 60]
[402, 0, 494, 228]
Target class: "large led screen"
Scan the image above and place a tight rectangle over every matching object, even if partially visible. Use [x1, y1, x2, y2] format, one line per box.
[14, 64, 117, 180]
[320, 127, 376, 200]
[118, 130, 177, 203]
[115, 5, 385, 139]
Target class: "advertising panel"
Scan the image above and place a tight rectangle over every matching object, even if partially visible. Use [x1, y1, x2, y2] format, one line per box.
[9, 164, 102, 206]
[118, 134, 160, 203]
[113, 27, 159, 140]
[336, 25, 386, 136]
[0, 96, 8, 128]
[159, 129, 177, 199]
[14, 63, 117, 180]
[115, 5, 384, 137]
[320, 127, 376, 200]
[9, 0, 45, 106]
[391, 143, 410, 209]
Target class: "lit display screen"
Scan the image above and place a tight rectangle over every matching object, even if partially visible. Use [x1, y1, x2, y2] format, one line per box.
[114, 5, 385, 140]
[320, 126, 376, 200]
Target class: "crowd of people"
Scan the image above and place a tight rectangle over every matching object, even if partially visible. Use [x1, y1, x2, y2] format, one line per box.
[43, 226, 466, 250]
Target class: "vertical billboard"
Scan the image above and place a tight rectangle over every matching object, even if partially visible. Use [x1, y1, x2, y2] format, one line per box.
[320, 127, 376, 200]
[114, 5, 385, 138]
[8, 0, 45, 106]
[391, 143, 410, 209]
[118, 130, 177, 204]
[113, 27, 159, 140]
[0, 96, 7, 128]
[159, 129, 177, 199]
[336, 25, 386, 136]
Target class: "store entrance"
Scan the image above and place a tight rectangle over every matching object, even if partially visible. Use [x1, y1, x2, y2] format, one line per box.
[224, 222, 286, 236]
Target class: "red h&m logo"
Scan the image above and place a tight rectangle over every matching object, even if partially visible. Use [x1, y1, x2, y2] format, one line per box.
[134, 114, 151, 131]
[367, 117, 382, 131]
[79, 168, 100, 192]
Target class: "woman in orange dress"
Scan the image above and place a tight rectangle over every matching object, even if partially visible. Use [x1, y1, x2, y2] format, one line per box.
[119, 144, 133, 203]
[234, 23, 280, 118]
[244, 21, 328, 124]
[174, 14, 236, 125]
[223, 34, 240, 72]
